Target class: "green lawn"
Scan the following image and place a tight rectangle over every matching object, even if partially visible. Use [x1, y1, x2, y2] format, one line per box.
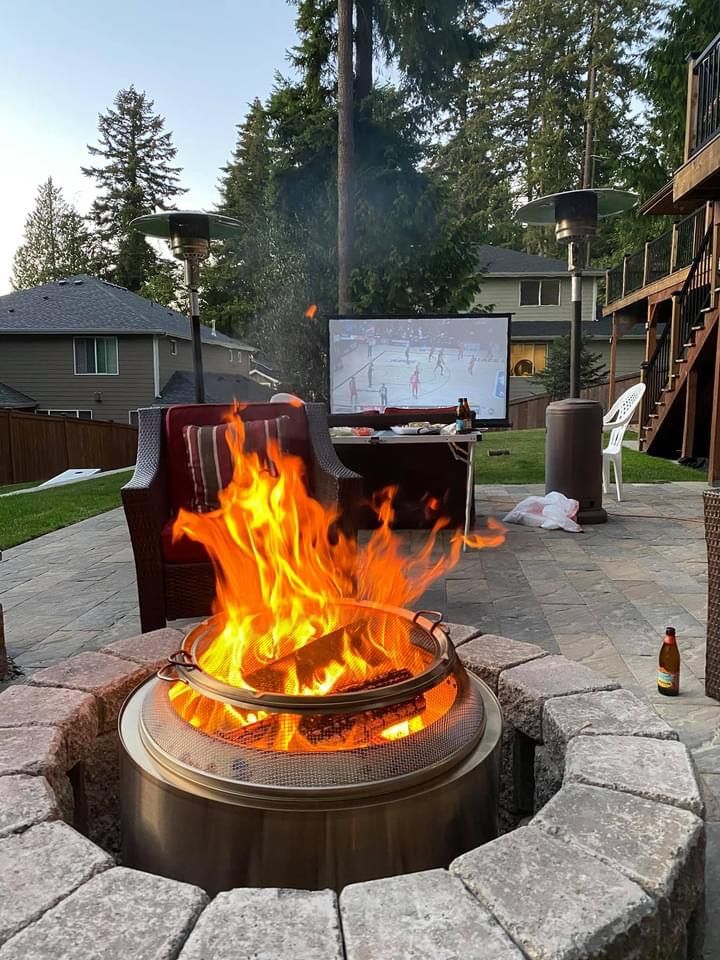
[0, 480, 41, 494]
[0, 470, 133, 550]
[475, 429, 706, 485]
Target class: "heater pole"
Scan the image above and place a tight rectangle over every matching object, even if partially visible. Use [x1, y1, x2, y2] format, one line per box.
[569, 240, 583, 399]
[185, 258, 206, 404]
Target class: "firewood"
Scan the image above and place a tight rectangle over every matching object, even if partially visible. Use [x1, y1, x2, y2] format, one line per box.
[245, 618, 393, 693]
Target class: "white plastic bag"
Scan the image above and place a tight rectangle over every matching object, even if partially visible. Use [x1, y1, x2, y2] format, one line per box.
[503, 491, 582, 533]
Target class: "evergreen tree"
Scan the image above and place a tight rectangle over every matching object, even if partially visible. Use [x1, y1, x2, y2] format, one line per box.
[82, 86, 185, 292]
[201, 99, 275, 335]
[12, 178, 94, 289]
[535, 335, 607, 399]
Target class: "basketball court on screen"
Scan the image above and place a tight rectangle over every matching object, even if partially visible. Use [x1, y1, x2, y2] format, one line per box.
[329, 315, 510, 421]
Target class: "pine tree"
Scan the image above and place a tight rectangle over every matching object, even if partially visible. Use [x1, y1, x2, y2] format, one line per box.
[201, 100, 275, 335]
[12, 178, 95, 289]
[82, 86, 185, 292]
[535, 335, 607, 399]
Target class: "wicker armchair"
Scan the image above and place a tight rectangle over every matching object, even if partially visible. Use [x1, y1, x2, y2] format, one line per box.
[122, 402, 363, 632]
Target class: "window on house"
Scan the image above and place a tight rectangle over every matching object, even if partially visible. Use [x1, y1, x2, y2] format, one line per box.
[228, 349, 235, 364]
[38, 409, 93, 419]
[170, 340, 177, 357]
[128, 410, 139, 427]
[74, 336, 118, 375]
[510, 343, 549, 376]
[519, 279, 561, 306]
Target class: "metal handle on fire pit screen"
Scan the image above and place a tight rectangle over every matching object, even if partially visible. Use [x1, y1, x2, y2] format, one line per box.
[412, 611, 451, 663]
[157, 650, 197, 684]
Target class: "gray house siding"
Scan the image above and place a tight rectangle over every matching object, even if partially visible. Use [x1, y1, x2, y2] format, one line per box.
[158, 337, 251, 386]
[0, 335, 154, 423]
[592, 339, 645, 377]
[476, 276, 597, 324]
[0, 334, 155, 422]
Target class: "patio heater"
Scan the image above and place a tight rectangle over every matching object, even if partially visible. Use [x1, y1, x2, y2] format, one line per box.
[515, 189, 637, 523]
[131, 211, 243, 403]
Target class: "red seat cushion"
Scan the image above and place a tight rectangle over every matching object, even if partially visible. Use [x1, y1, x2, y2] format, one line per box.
[161, 520, 211, 565]
[384, 406, 455, 417]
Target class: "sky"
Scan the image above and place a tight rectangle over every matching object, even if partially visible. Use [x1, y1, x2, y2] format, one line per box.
[0, 0, 300, 293]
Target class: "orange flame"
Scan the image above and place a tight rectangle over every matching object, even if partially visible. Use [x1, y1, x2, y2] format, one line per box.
[304, 303, 318, 319]
[170, 409, 504, 750]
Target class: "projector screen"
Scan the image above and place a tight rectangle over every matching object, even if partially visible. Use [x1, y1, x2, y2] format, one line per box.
[328, 314, 511, 421]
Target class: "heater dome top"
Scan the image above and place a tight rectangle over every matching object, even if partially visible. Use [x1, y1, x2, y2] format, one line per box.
[130, 210, 243, 241]
[515, 188, 638, 227]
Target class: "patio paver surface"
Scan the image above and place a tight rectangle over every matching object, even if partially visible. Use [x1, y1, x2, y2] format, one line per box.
[1, 480, 718, 956]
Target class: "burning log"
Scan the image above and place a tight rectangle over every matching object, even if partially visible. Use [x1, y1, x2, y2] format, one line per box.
[298, 669, 426, 746]
[216, 715, 278, 747]
[245, 619, 393, 694]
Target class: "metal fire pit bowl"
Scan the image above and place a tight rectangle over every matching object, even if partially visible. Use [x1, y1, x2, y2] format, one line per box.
[119, 604, 502, 894]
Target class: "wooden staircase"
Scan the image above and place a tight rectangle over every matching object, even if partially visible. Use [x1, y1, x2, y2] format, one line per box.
[640, 222, 719, 456]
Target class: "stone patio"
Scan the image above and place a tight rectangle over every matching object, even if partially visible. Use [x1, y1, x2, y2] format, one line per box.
[1, 480, 719, 955]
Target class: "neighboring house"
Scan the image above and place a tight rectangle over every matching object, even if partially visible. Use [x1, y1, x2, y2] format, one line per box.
[0, 276, 270, 423]
[473, 245, 643, 395]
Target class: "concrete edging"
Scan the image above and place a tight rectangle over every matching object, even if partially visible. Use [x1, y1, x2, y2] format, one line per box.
[0, 624, 706, 959]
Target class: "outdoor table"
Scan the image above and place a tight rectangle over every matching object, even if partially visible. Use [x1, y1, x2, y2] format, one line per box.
[332, 430, 480, 545]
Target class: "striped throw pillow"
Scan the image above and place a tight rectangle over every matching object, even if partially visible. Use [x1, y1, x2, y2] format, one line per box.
[183, 417, 289, 513]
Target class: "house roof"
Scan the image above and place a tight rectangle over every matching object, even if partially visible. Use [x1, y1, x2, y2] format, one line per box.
[0, 276, 254, 350]
[156, 371, 273, 405]
[477, 244, 605, 277]
[0, 381, 37, 409]
[512, 319, 645, 340]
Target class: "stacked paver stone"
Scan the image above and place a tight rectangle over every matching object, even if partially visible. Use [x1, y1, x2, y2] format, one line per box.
[0, 624, 706, 959]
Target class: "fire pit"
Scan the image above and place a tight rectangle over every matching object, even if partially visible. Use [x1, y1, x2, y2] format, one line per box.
[118, 408, 503, 893]
[120, 603, 501, 893]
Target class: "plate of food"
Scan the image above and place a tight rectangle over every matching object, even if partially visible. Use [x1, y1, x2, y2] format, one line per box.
[390, 422, 442, 435]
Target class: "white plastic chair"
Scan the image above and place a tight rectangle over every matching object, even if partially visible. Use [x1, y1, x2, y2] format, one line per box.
[602, 382, 645, 501]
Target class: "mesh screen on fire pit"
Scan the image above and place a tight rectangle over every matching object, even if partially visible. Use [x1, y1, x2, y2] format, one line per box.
[139, 672, 484, 793]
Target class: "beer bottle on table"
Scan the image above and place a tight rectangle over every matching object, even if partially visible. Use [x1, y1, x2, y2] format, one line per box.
[657, 627, 680, 696]
[455, 399, 465, 433]
[463, 399, 472, 433]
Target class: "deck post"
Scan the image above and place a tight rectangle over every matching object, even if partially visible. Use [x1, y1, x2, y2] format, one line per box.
[670, 223, 679, 273]
[622, 255, 629, 299]
[683, 56, 698, 163]
[638, 361, 649, 449]
[608, 313, 618, 406]
[709, 203, 720, 484]
[682, 368, 699, 460]
[643, 242, 651, 286]
[669, 293, 681, 386]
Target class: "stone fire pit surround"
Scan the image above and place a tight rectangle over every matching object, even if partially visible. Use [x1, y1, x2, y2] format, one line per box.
[0, 625, 705, 959]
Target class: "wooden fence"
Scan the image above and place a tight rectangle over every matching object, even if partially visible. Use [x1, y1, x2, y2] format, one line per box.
[506, 373, 640, 430]
[0, 411, 138, 485]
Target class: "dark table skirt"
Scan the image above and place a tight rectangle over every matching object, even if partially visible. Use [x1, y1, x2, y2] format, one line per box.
[333, 441, 473, 529]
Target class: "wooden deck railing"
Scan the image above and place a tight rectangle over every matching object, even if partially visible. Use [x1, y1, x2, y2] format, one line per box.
[605, 207, 707, 306]
[691, 31, 720, 157]
[0, 411, 138, 486]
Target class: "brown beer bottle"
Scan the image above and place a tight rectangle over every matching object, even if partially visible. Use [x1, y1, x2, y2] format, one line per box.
[462, 398, 472, 433]
[657, 627, 680, 696]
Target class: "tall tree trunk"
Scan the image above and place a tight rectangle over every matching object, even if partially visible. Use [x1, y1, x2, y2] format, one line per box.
[355, 0, 373, 101]
[337, 0, 354, 313]
[582, 0, 600, 189]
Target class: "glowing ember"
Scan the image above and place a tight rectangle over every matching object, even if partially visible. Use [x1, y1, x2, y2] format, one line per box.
[170, 407, 504, 751]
